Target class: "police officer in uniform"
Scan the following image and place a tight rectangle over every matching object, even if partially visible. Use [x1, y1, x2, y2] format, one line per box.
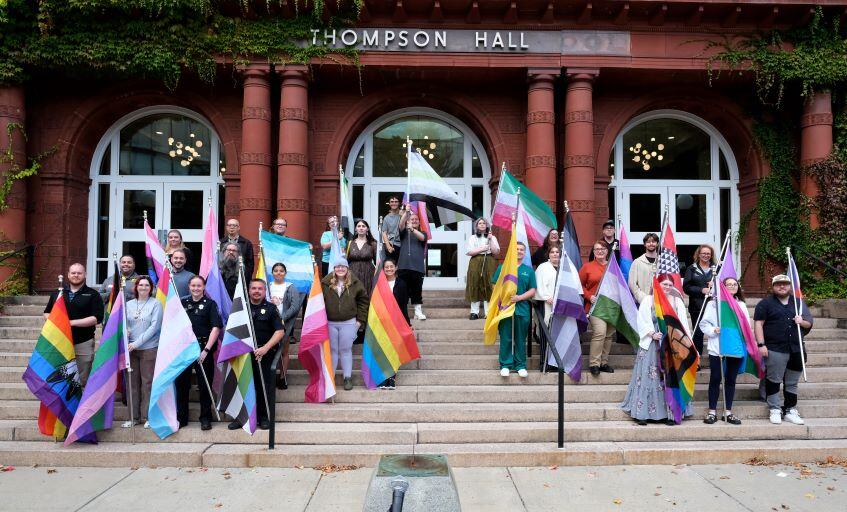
[175, 275, 222, 431]
[228, 278, 285, 431]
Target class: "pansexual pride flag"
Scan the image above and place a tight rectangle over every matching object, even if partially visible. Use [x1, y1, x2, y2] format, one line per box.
[65, 290, 127, 445]
[148, 272, 201, 439]
[653, 277, 699, 424]
[618, 224, 633, 282]
[145, 220, 170, 305]
[298, 264, 336, 403]
[362, 271, 420, 389]
[492, 169, 557, 245]
[484, 225, 518, 345]
[717, 280, 763, 378]
[22, 294, 83, 441]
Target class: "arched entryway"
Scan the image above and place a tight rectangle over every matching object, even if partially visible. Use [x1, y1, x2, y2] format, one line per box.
[609, 109, 740, 266]
[86, 106, 225, 281]
[345, 108, 492, 289]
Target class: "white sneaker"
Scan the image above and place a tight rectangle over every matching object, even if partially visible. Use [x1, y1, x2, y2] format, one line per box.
[783, 408, 805, 425]
[500, 368, 510, 377]
[517, 369, 528, 378]
[769, 409, 783, 424]
[143, 421, 150, 429]
[414, 305, 427, 321]
[121, 421, 133, 428]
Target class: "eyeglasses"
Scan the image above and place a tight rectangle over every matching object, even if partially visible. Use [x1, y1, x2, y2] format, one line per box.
[725, 282, 739, 288]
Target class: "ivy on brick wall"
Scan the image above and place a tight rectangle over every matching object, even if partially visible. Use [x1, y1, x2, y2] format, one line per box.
[0, 0, 361, 89]
[709, 8, 847, 298]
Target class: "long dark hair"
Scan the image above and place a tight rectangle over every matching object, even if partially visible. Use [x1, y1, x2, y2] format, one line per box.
[723, 277, 746, 302]
[540, 229, 558, 253]
[352, 219, 376, 246]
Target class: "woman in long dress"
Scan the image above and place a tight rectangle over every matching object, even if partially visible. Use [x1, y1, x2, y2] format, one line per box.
[464, 217, 500, 320]
[621, 274, 693, 425]
[347, 220, 378, 295]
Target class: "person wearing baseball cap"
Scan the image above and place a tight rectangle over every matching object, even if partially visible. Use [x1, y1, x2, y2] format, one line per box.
[754, 273, 814, 425]
[589, 219, 620, 264]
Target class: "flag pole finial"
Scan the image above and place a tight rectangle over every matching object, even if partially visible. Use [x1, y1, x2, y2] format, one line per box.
[57, 275, 63, 291]
[339, 164, 343, 173]
[563, 201, 569, 213]
[501, 161, 506, 171]
[143, 210, 148, 222]
[207, 197, 212, 208]
[258, 222, 264, 249]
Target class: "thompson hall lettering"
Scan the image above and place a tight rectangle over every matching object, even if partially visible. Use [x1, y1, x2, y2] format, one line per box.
[308, 29, 631, 56]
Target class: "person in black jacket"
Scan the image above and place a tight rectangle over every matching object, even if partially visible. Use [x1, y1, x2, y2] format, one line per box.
[378, 259, 410, 389]
[224, 218, 255, 279]
[682, 244, 715, 356]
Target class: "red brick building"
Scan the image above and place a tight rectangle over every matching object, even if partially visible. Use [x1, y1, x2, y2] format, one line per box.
[0, 1, 837, 293]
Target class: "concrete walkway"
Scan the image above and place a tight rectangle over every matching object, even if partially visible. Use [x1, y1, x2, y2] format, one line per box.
[1, 461, 845, 511]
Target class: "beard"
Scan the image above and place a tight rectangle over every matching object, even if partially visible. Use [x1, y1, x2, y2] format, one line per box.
[220, 256, 238, 276]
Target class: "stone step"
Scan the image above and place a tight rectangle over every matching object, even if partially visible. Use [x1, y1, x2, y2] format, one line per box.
[411, 316, 842, 330]
[0, 440, 209, 467]
[0, 305, 46, 316]
[0, 296, 49, 306]
[202, 439, 847, 468]
[5, 417, 846, 447]
[4, 399, 847, 423]
[4, 381, 847, 404]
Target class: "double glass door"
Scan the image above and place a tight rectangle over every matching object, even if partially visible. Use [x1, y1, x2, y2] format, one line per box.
[111, 182, 214, 275]
[619, 185, 716, 266]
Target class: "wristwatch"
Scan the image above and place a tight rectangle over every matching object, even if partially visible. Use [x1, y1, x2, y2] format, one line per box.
[757, 343, 765, 348]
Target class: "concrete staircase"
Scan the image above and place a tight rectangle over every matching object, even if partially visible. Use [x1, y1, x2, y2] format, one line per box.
[1, 292, 847, 468]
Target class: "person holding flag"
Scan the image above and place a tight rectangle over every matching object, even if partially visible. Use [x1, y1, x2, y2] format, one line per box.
[465, 217, 501, 320]
[754, 272, 813, 425]
[683, 244, 716, 356]
[621, 274, 692, 425]
[398, 208, 428, 321]
[122, 276, 162, 429]
[698, 277, 752, 425]
[243, 279, 286, 430]
[321, 258, 370, 390]
[489, 241, 537, 378]
[320, 216, 347, 277]
[580, 241, 617, 377]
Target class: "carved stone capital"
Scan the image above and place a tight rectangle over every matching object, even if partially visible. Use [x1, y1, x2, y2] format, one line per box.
[280, 107, 308, 122]
[565, 110, 593, 124]
[241, 152, 272, 165]
[277, 198, 310, 212]
[242, 106, 271, 121]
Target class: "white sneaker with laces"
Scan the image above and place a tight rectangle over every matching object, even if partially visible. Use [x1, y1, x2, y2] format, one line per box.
[414, 305, 427, 321]
[769, 409, 782, 424]
[500, 368, 510, 377]
[143, 421, 150, 429]
[121, 421, 133, 428]
[783, 408, 804, 425]
[517, 369, 528, 378]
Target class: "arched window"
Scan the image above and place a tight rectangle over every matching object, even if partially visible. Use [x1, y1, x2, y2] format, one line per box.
[87, 106, 225, 282]
[346, 108, 490, 289]
[610, 110, 739, 266]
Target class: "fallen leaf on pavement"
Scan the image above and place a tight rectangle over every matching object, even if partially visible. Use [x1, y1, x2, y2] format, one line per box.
[0, 466, 15, 472]
[827, 486, 835, 491]
[46, 469, 57, 474]
[316, 464, 361, 474]
[543, 483, 550, 488]
[719, 476, 730, 480]
[613, 499, 622, 505]
[549, 465, 558, 470]
[804, 493, 816, 500]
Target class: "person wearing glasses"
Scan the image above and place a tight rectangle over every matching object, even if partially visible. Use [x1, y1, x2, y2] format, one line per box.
[579, 241, 616, 377]
[270, 218, 288, 237]
[224, 218, 254, 279]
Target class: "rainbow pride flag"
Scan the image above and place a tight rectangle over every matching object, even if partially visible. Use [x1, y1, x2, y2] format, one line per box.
[22, 294, 84, 441]
[483, 224, 518, 345]
[362, 271, 420, 389]
[145, 220, 170, 305]
[653, 277, 700, 424]
[65, 290, 127, 445]
[298, 264, 336, 403]
[618, 224, 633, 282]
[718, 280, 764, 378]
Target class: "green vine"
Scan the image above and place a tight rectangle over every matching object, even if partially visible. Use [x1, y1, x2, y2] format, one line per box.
[0, 1, 362, 90]
[0, 122, 51, 212]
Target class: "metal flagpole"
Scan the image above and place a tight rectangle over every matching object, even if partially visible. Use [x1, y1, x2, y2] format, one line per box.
[693, 230, 731, 333]
[239, 256, 273, 445]
[259, 221, 278, 450]
[164, 259, 221, 423]
[543, 231, 567, 374]
[712, 264, 728, 420]
[511, 189, 520, 366]
[786, 247, 808, 382]
[117, 268, 136, 444]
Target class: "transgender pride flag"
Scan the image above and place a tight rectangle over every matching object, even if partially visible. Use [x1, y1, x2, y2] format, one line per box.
[298, 264, 336, 403]
[147, 272, 201, 439]
[65, 290, 127, 445]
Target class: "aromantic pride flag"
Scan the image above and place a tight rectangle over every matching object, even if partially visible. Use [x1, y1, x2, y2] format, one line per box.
[144, 219, 170, 305]
[492, 169, 557, 245]
[65, 290, 127, 445]
[483, 222, 519, 345]
[589, 255, 640, 347]
[217, 265, 258, 433]
[148, 271, 201, 439]
[657, 219, 683, 293]
[22, 294, 87, 441]
[548, 246, 587, 381]
[406, 142, 474, 225]
[362, 270, 420, 389]
[717, 280, 764, 378]
[298, 264, 336, 403]
[653, 276, 700, 424]
[618, 224, 633, 282]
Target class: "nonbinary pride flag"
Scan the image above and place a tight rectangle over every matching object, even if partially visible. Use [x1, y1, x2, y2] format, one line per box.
[491, 169, 557, 245]
[148, 274, 201, 439]
[653, 277, 699, 425]
[65, 291, 127, 445]
[484, 224, 518, 345]
[362, 271, 420, 389]
[298, 264, 336, 403]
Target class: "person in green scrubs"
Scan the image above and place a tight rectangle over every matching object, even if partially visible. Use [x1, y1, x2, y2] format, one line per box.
[491, 242, 537, 378]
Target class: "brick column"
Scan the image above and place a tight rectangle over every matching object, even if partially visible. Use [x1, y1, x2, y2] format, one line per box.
[276, 65, 310, 240]
[0, 86, 27, 282]
[525, 69, 558, 212]
[800, 89, 833, 229]
[238, 64, 273, 248]
[563, 69, 598, 259]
